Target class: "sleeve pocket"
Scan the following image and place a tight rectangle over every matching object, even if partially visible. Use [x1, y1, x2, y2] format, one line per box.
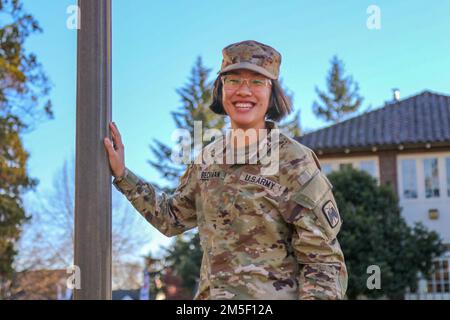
[291, 171, 332, 209]
[291, 171, 342, 240]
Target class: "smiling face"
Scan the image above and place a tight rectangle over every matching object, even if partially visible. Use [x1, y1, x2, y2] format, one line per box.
[221, 69, 272, 130]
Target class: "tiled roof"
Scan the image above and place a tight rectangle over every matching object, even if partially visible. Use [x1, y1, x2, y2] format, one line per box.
[298, 91, 450, 152]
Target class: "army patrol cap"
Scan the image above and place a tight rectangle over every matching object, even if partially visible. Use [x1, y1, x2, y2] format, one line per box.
[219, 40, 282, 80]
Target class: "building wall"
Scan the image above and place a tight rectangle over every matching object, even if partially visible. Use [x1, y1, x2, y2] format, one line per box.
[378, 151, 398, 196]
[318, 154, 380, 182]
[317, 147, 450, 245]
[317, 147, 450, 297]
[397, 150, 450, 244]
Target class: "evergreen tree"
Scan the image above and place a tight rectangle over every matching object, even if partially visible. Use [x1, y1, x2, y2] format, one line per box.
[147, 57, 224, 298]
[328, 168, 444, 299]
[163, 232, 202, 297]
[277, 80, 301, 137]
[0, 0, 52, 297]
[313, 56, 363, 124]
[148, 56, 226, 191]
[279, 110, 301, 137]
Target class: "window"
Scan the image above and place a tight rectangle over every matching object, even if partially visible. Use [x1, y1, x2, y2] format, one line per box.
[401, 159, 418, 199]
[424, 158, 440, 198]
[447, 158, 450, 197]
[321, 164, 333, 175]
[427, 259, 450, 294]
[318, 160, 379, 179]
[360, 160, 376, 178]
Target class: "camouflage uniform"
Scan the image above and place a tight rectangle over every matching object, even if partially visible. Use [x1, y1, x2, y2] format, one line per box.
[113, 40, 347, 299]
[112, 120, 347, 300]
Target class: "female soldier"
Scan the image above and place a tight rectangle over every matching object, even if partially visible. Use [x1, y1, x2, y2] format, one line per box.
[104, 40, 347, 300]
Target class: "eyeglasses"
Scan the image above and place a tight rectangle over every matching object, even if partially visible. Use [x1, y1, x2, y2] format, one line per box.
[221, 75, 272, 90]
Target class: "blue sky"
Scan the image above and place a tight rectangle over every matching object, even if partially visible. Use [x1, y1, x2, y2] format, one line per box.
[18, 0, 450, 255]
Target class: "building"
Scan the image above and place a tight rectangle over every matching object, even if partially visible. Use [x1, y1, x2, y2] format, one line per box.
[298, 90, 450, 299]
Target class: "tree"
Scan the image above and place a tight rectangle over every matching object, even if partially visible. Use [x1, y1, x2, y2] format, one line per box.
[0, 116, 35, 298]
[147, 57, 223, 298]
[312, 56, 363, 124]
[162, 231, 202, 298]
[0, 0, 53, 126]
[280, 110, 301, 137]
[0, 0, 52, 297]
[148, 56, 226, 191]
[277, 79, 301, 137]
[327, 167, 445, 299]
[13, 158, 151, 296]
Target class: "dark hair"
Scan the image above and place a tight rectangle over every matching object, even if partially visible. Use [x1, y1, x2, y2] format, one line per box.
[208, 75, 292, 122]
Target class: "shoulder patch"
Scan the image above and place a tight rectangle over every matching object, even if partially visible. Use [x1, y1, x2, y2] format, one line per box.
[322, 200, 340, 228]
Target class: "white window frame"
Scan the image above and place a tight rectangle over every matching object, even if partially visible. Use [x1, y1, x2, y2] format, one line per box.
[423, 157, 441, 199]
[320, 156, 380, 182]
[405, 251, 450, 299]
[400, 158, 419, 199]
[446, 157, 450, 197]
[428, 256, 450, 295]
[397, 152, 450, 203]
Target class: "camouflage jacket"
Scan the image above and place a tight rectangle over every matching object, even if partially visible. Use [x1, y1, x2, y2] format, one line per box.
[113, 121, 348, 300]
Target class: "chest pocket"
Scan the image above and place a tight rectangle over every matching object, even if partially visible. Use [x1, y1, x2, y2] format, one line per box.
[198, 169, 226, 190]
[234, 172, 286, 220]
[197, 168, 241, 227]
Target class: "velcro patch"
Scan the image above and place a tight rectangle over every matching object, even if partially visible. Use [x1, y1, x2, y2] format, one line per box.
[298, 169, 313, 185]
[322, 200, 340, 228]
[239, 172, 286, 196]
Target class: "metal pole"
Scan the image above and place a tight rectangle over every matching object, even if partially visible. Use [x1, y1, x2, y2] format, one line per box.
[74, 0, 112, 300]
